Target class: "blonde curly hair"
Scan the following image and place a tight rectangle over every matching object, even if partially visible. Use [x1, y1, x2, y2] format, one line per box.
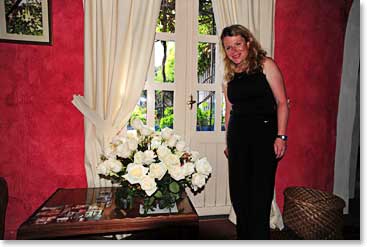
[220, 25, 267, 83]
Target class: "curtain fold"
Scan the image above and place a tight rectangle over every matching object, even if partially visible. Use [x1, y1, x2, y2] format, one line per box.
[72, 0, 161, 187]
[212, 0, 283, 230]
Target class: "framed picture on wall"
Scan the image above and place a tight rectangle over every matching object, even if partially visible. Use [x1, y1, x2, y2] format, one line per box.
[0, 0, 52, 45]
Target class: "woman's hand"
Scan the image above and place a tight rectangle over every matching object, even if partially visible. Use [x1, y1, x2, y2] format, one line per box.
[274, 138, 287, 159]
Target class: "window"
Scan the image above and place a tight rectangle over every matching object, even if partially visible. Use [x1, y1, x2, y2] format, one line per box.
[129, 0, 224, 133]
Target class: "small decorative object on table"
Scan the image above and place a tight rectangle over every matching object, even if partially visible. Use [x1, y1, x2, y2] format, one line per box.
[98, 118, 212, 214]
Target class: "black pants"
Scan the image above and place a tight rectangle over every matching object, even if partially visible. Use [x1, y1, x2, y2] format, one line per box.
[227, 114, 278, 240]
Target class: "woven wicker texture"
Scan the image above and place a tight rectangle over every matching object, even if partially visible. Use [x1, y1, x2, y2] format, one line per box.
[283, 186, 345, 240]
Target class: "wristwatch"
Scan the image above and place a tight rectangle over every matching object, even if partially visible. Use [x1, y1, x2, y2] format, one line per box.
[276, 135, 288, 141]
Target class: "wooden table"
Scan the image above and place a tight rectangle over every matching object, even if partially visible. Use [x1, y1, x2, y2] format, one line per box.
[17, 187, 199, 240]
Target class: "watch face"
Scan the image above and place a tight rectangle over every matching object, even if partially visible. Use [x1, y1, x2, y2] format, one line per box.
[277, 135, 287, 141]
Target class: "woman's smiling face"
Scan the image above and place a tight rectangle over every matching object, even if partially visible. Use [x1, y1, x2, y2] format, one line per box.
[223, 35, 250, 65]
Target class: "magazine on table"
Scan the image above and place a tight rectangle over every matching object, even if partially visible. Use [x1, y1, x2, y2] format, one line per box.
[30, 191, 112, 224]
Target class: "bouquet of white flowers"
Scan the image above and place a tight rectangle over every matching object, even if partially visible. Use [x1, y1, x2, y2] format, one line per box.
[97, 118, 212, 213]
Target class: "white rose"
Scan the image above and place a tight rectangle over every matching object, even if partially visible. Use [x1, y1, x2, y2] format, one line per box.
[116, 142, 131, 158]
[151, 136, 162, 150]
[157, 145, 171, 160]
[111, 133, 125, 144]
[122, 163, 148, 184]
[131, 118, 144, 130]
[126, 129, 138, 139]
[174, 150, 184, 158]
[97, 161, 109, 176]
[127, 137, 138, 151]
[104, 144, 116, 159]
[140, 176, 157, 196]
[168, 165, 186, 181]
[161, 127, 174, 140]
[148, 162, 167, 180]
[163, 153, 181, 166]
[183, 162, 195, 176]
[108, 159, 123, 173]
[134, 151, 145, 164]
[195, 157, 212, 177]
[143, 150, 156, 164]
[175, 140, 186, 152]
[191, 173, 206, 191]
[166, 135, 179, 148]
[190, 151, 200, 162]
[141, 126, 154, 136]
[97, 159, 122, 175]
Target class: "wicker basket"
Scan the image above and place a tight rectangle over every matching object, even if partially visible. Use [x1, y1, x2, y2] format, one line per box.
[283, 186, 345, 240]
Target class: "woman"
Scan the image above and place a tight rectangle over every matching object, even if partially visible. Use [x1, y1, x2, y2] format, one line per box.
[221, 24, 289, 240]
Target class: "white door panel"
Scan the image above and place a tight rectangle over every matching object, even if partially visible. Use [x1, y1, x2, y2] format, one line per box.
[184, 0, 231, 216]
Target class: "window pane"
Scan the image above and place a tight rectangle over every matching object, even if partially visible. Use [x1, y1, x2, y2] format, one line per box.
[128, 90, 147, 130]
[154, 40, 175, 83]
[156, 0, 176, 33]
[198, 0, 216, 35]
[155, 90, 174, 131]
[197, 42, 215, 84]
[196, 91, 215, 131]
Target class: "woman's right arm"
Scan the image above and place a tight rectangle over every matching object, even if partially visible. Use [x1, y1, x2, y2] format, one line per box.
[223, 83, 232, 157]
[224, 86, 232, 130]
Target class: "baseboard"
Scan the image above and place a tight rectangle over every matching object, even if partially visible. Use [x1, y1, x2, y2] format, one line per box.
[199, 214, 229, 221]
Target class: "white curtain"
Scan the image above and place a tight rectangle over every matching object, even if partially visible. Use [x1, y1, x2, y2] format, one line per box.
[212, 0, 274, 56]
[72, 0, 161, 187]
[212, 0, 284, 230]
[333, 0, 359, 214]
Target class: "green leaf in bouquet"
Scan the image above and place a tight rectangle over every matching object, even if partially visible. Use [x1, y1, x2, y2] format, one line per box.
[159, 199, 168, 209]
[169, 181, 180, 193]
[174, 193, 180, 200]
[160, 192, 174, 207]
[154, 190, 163, 198]
[148, 196, 156, 206]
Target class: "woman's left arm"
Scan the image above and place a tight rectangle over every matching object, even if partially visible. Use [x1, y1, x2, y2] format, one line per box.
[263, 57, 289, 159]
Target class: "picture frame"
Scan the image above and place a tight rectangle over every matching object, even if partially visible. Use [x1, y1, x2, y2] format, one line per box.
[0, 0, 52, 45]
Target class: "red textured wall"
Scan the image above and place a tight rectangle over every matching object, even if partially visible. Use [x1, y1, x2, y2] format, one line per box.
[0, 0, 352, 240]
[274, 0, 351, 210]
[0, 0, 86, 239]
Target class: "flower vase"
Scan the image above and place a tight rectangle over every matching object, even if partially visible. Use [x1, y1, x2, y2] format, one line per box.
[115, 187, 134, 210]
[116, 195, 133, 210]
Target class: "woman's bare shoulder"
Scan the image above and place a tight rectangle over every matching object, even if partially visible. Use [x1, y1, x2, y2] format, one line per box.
[262, 57, 280, 74]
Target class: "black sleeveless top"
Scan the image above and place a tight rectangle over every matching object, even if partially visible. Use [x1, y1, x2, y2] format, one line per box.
[227, 71, 277, 118]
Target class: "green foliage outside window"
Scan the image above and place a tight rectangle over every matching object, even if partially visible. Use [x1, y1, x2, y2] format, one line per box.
[156, 0, 175, 33]
[197, 42, 212, 78]
[198, 0, 216, 35]
[197, 102, 214, 128]
[155, 45, 175, 83]
[159, 106, 174, 130]
[130, 106, 147, 125]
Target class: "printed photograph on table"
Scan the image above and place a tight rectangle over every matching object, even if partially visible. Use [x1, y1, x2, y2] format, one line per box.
[0, 0, 52, 45]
